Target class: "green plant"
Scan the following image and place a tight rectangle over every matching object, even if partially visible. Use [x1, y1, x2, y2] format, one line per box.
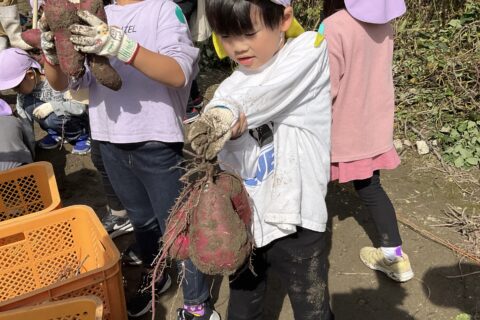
[437, 120, 480, 168]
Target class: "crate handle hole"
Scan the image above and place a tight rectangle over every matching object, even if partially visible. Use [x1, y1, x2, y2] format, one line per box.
[0, 232, 26, 247]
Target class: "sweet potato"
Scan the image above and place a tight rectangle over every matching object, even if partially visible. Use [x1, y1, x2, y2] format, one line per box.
[29, 0, 123, 90]
[189, 172, 252, 276]
[44, 0, 85, 78]
[79, 0, 122, 91]
[21, 29, 41, 48]
[164, 202, 190, 261]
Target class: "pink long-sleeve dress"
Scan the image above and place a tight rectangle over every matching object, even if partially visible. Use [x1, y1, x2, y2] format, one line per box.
[324, 9, 400, 183]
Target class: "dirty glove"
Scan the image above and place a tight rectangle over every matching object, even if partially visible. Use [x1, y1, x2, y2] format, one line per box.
[69, 10, 139, 63]
[187, 107, 235, 160]
[39, 15, 58, 65]
[33, 102, 54, 119]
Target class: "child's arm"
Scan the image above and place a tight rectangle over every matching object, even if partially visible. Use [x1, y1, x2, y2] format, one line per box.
[69, 10, 192, 88]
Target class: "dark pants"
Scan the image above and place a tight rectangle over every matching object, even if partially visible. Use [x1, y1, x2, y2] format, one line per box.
[98, 140, 210, 305]
[90, 140, 124, 212]
[228, 228, 334, 320]
[353, 170, 402, 247]
[24, 103, 89, 142]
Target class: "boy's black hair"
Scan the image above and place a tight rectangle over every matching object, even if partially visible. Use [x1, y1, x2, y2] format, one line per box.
[206, 0, 285, 36]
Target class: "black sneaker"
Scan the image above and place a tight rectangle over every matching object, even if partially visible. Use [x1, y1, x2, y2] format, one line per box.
[101, 214, 133, 239]
[121, 243, 143, 266]
[176, 302, 221, 320]
[127, 272, 172, 318]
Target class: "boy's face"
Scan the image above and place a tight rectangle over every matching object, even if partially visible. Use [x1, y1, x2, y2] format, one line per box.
[13, 70, 36, 95]
[218, 6, 293, 70]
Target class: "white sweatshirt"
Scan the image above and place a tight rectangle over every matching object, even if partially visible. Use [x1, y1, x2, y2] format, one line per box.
[206, 31, 331, 247]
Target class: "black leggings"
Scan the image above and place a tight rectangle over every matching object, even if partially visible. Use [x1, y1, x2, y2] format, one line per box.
[353, 171, 402, 247]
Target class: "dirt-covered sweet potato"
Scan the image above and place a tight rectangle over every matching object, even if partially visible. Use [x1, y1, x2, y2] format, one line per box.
[44, 0, 85, 78]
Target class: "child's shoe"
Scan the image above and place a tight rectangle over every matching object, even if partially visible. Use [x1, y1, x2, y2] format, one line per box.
[127, 272, 172, 318]
[71, 135, 91, 155]
[37, 133, 62, 149]
[360, 246, 414, 282]
[176, 302, 220, 320]
[121, 243, 143, 266]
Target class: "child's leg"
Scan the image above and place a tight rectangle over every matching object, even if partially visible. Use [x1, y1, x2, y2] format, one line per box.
[271, 228, 334, 320]
[228, 248, 268, 320]
[352, 170, 402, 249]
[353, 170, 414, 282]
[126, 141, 215, 317]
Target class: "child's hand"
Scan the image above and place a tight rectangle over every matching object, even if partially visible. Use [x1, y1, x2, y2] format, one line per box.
[39, 15, 58, 65]
[33, 103, 54, 119]
[69, 10, 139, 63]
[187, 107, 235, 160]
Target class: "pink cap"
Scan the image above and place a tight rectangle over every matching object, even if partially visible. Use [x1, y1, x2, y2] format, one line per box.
[0, 48, 41, 91]
[345, 0, 406, 24]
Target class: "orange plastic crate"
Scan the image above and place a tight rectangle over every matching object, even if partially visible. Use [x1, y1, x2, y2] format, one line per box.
[0, 205, 127, 320]
[0, 296, 103, 320]
[0, 161, 61, 221]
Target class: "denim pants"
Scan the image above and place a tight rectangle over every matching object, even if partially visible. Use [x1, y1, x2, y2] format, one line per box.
[90, 140, 124, 212]
[98, 140, 210, 305]
[22, 96, 89, 142]
[228, 228, 334, 320]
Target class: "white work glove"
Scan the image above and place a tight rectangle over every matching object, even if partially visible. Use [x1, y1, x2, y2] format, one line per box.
[39, 15, 59, 65]
[69, 10, 139, 63]
[187, 107, 235, 160]
[33, 102, 54, 119]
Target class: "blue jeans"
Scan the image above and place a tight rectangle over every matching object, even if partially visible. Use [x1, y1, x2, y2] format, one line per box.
[22, 96, 89, 142]
[98, 140, 210, 305]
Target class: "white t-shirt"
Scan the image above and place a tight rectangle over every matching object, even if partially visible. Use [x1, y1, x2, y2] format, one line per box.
[205, 31, 331, 247]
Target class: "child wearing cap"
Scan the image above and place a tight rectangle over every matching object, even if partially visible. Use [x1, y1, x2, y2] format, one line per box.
[322, 0, 414, 282]
[188, 0, 333, 318]
[0, 48, 91, 154]
[42, 0, 217, 318]
[0, 98, 35, 171]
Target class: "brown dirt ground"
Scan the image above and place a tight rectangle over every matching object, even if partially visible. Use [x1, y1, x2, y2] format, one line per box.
[2, 3, 480, 317]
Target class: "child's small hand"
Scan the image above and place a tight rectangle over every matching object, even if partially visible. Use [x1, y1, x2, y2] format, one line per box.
[69, 10, 139, 64]
[231, 112, 247, 139]
[33, 103, 54, 119]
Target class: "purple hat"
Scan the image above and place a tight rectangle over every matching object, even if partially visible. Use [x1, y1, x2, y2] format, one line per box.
[0, 99, 12, 116]
[345, 0, 406, 24]
[0, 48, 42, 91]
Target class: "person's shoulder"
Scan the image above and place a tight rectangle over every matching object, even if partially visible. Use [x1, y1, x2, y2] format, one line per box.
[285, 31, 327, 57]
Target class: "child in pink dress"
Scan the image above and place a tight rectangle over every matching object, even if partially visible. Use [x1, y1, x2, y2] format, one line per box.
[323, 0, 414, 282]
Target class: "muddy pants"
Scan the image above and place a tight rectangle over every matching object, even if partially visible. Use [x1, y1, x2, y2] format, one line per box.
[228, 228, 334, 320]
